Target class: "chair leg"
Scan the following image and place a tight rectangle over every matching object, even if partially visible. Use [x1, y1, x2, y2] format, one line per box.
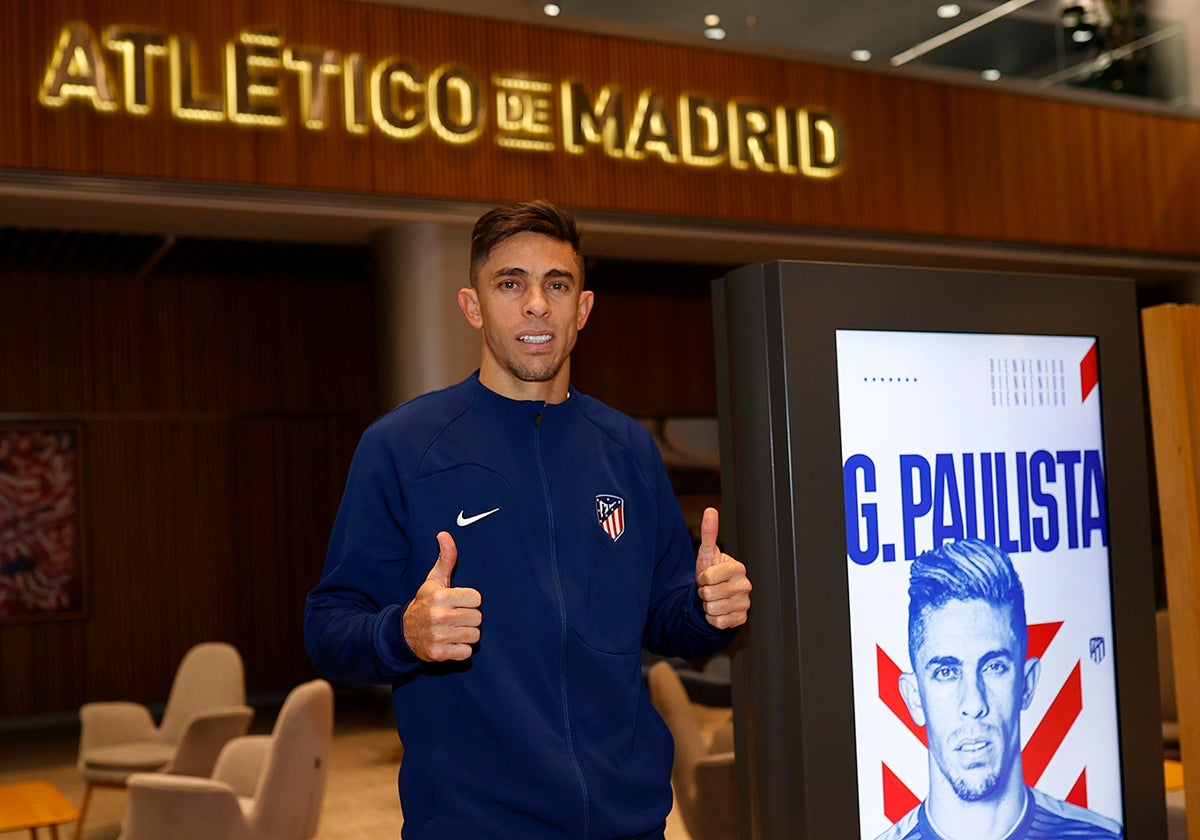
[73, 782, 93, 840]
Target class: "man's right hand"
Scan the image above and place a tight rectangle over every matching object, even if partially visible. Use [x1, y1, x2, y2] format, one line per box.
[402, 531, 482, 661]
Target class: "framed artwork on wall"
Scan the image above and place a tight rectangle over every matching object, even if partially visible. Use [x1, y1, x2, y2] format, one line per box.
[0, 422, 85, 622]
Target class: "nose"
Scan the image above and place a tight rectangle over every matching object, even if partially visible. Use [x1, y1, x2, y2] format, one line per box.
[958, 671, 989, 719]
[524, 286, 549, 318]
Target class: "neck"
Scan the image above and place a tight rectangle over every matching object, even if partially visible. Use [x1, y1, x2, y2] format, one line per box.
[478, 359, 571, 404]
[926, 766, 1027, 840]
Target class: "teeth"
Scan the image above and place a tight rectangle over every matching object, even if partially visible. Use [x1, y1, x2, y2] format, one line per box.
[520, 335, 552, 344]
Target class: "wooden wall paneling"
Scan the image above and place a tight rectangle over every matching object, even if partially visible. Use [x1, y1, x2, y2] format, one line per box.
[228, 412, 369, 696]
[0, 269, 42, 411]
[306, 1, 374, 192]
[75, 419, 179, 705]
[1140, 303, 1200, 840]
[1102, 108, 1163, 253]
[1, 6, 28, 163]
[878, 75, 953, 235]
[1155, 116, 1200, 252]
[294, 276, 377, 412]
[0, 267, 86, 413]
[172, 417, 240, 644]
[0, 242, 376, 717]
[572, 290, 718, 417]
[0, 625, 34, 716]
[80, 419, 235, 698]
[42, 269, 90, 410]
[1069, 107, 1115, 248]
[999, 95, 1072, 245]
[31, 621, 87, 715]
[142, 270, 182, 412]
[230, 415, 289, 692]
[173, 271, 224, 411]
[941, 86, 1007, 240]
[8, 0, 1200, 256]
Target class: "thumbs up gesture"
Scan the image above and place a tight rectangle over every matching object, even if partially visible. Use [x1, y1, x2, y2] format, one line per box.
[695, 507, 752, 630]
[402, 531, 483, 662]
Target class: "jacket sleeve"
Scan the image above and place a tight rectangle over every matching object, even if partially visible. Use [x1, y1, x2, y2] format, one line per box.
[304, 423, 424, 685]
[639, 436, 739, 660]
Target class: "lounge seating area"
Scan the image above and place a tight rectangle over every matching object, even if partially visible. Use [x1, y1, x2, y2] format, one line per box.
[75, 643, 254, 839]
[120, 679, 332, 840]
[0, 646, 1187, 839]
[0, 682, 385, 840]
[0, 643, 340, 840]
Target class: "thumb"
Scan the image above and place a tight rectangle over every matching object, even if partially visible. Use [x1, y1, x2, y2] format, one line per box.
[696, 507, 720, 573]
[426, 531, 458, 588]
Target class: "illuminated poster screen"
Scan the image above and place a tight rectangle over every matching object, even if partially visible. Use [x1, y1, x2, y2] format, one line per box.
[836, 330, 1124, 840]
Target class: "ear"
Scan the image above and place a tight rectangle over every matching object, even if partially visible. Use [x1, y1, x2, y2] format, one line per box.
[899, 671, 926, 727]
[458, 287, 483, 329]
[1020, 656, 1041, 711]
[576, 289, 595, 330]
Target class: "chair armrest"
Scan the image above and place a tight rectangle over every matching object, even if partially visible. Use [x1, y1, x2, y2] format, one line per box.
[79, 702, 157, 754]
[692, 752, 738, 836]
[707, 718, 735, 755]
[122, 773, 247, 840]
[163, 705, 254, 777]
[212, 735, 273, 798]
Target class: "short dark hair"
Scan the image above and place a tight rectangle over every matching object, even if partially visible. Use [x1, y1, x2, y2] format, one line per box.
[469, 200, 583, 286]
[907, 539, 1028, 665]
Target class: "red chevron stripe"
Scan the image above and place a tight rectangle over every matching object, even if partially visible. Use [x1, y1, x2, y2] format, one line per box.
[1080, 342, 1099, 402]
[1067, 767, 1088, 808]
[877, 645, 926, 746]
[1023, 661, 1083, 786]
[1026, 621, 1062, 660]
[883, 762, 920, 824]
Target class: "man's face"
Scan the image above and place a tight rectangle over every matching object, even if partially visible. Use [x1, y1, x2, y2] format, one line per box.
[458, 231, 593, 401]
[900, 598, 1038, 803]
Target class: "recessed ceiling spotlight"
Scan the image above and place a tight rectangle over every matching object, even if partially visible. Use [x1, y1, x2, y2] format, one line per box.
[542, 3, 561, 16]
[936, 4, 962, 18]
[704, 13, 721, 26]
[703, 26, 727, 40]
[850, 49, 872, 62]
[981, 68, 1002, 81]
[1072, 28, 1094, 42]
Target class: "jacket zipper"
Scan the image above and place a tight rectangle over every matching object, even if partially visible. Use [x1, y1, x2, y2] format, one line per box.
[534, 408, 591, 837]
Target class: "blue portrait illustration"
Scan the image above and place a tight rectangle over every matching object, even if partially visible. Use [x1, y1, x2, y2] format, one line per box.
[875, 538, 1123, 840]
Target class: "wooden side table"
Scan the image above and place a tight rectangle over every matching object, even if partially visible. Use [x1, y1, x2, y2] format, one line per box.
[1165, 759, 1186, 792]
[0, 781, 80, 839]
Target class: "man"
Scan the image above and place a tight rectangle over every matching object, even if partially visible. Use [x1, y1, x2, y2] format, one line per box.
[304, 200, 752, 839]
[878, 538, 1122, 840]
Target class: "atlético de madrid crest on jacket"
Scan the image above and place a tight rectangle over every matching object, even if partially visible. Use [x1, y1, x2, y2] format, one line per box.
[595, 494, 625, 541]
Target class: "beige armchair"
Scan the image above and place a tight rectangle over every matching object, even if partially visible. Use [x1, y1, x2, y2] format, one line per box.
[119, 678, 334, 840]
[75, 642, 254, 839]
[647, 660, 737, 840]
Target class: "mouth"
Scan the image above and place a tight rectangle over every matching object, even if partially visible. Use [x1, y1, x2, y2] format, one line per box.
[518, 334, 553, 345]
[956, 740, 991, 753]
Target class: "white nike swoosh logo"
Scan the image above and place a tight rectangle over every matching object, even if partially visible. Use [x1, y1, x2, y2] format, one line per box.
[457, 507, 500, 527]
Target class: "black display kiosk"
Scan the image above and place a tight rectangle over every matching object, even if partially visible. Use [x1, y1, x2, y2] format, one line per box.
[713, 261, 1165, 840]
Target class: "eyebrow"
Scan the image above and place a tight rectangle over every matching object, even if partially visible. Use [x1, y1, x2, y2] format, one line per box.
[922, 649, 1013, 671]
[979, 649, 1015, 666]
[923, 655, 962, 670]
[492, 266, 576, 279]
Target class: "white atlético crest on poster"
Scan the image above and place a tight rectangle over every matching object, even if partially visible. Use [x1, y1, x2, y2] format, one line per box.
[595, 494, 625, 541]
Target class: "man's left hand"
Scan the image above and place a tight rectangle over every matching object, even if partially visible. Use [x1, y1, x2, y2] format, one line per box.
[695, 507, 752, 629]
